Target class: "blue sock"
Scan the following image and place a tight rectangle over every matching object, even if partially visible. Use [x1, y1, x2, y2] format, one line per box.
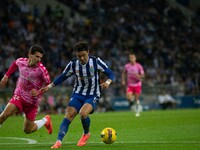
[81, 117, 90, 134]
[58, 118, 71, 141]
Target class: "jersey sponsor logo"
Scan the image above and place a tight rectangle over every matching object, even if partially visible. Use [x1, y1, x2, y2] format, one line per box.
[78, 75, 93, 80]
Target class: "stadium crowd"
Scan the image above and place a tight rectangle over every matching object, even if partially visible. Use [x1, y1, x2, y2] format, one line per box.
[0, 0, 200, 113]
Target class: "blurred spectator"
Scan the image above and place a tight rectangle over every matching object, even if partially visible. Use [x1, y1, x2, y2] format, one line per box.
[0, 0, 200, 113]
[39, 96, 51, 114]
[0, 98, 6, 113]
[158, 90, 177, 109]
[54, 95, 68, 114]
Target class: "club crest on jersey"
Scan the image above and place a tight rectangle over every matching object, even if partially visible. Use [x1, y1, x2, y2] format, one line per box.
[90, 66, 94, 73]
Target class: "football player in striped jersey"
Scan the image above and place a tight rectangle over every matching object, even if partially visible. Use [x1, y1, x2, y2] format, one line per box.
[40, 42, 115, 148]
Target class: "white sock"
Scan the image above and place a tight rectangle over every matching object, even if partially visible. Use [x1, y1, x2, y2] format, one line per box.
[57, 140, 62, 144]
[34, 117, 47, 130]
[0, 124, 2, 128]
[136, 100, 140, 105]
[136, 100, 140, 113]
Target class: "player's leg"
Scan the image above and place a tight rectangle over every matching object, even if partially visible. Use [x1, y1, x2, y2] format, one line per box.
[77, 96, 98, 146]
[23, 105, 52, 134]
[23, 118, 38, 134]
[126, 86, 135, 110]
[23, 115, 52, 134]
[134, 86, 142, 117]
[79, 103, 92, 131]
[0, 95, 23, 127]
[77, 103, 92, 146]
[51, 106, 78, 149]
[126, 92, 134, 110]
[0, 103, 18, 126]
[134, 93, 141, 117]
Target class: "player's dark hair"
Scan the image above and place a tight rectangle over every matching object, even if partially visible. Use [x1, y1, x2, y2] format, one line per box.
[73, 42, 88, 52]
[129, 50, 136, 55]
[29, 45, 45, 55]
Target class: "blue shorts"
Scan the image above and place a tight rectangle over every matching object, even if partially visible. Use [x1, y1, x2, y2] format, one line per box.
[68, 93, 99, 113]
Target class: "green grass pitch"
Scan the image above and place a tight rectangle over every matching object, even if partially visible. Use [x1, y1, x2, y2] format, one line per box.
[0, 109, 200, 150]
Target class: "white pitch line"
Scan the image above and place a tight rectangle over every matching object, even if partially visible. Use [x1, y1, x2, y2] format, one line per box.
[0, 138, 199, 145]
[115, 141, 200, 144]
[0, 137, 37, 144]
[64, 141, 200, 144]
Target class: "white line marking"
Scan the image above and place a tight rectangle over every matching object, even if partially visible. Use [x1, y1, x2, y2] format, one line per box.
[0, 137, 37, 144]
[0, 138, 199, 145]
[66, 141, 200, 144]
[115, 141, 200, 144]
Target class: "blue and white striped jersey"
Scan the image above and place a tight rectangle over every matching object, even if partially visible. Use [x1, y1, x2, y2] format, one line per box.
[53, 56, 114, 97]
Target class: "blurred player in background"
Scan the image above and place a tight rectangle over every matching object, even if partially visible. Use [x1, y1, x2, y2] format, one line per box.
[40, 42, 115, 148]
[0, 45, 52, 134]
[122, 53, 145, 117]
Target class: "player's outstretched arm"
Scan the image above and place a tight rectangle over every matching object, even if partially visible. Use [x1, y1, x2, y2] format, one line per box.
[0, 75, 8, 88]
[1, 61, 18, 88]
[101, 79, 112, 89]
[40, 71, 69, 92]
[100, 67, 115, 89]
[121, 70, 127, 86]
[39, 83, 55, 93]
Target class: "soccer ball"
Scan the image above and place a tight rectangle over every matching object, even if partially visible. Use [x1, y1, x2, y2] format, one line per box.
[100, 127, 117, 144]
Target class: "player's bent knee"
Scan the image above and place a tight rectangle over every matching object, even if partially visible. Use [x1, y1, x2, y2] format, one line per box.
[66, 113, 75, 121]
[79, 111, 88, 119]
[23, 126, 34, 134]
[24, 128, 32, 134]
